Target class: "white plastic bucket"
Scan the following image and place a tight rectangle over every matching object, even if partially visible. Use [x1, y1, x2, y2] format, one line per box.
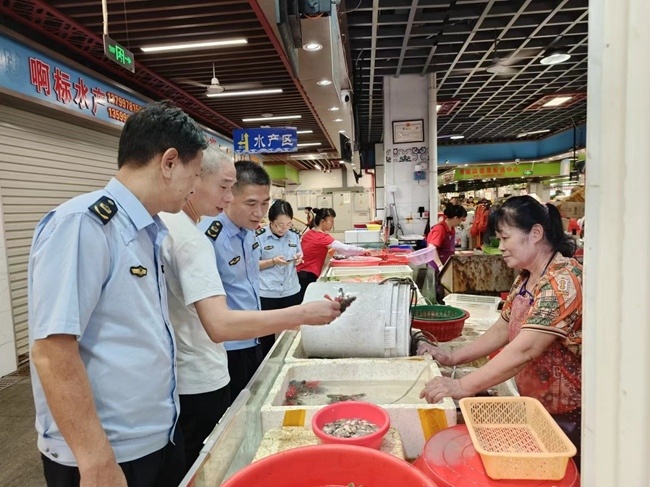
[300, 281, 412, 358]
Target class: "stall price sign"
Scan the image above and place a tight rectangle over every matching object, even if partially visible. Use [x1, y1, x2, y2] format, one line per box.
[234, 127, 298, 154]
[103, 35, 135, 73]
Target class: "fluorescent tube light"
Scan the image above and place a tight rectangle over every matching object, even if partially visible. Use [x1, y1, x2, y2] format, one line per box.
[296, 130, 313, 134]
[297, 142, 322, 147]
[207, 88, 283, 98]
[517, 129, 551, 138]
[242, 115, 302, 122]
[542, 96, 572, 108]
[141, 38, 247, 53]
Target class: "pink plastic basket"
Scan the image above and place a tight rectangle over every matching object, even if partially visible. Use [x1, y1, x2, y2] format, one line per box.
[407, 246, 435, 265]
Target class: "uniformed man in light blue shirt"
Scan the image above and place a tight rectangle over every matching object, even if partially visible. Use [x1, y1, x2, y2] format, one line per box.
[28, 101, 206, 487]
[256, 199, 305, 355]
[197, 160, 271, 401]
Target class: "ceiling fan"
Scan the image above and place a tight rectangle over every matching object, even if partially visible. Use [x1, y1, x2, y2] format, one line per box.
[450, 35, 541, 77]
[173, 63, 262, 95]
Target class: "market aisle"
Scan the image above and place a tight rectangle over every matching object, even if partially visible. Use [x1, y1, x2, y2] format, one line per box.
[0, 372, 45, 487]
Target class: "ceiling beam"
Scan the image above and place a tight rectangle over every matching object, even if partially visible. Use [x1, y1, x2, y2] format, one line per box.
[394, 0, 419, 77]
[366, 0, 379, 144]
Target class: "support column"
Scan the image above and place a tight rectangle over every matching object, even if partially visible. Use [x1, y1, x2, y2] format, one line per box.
[583, 0, 650, 484]
[427, 73, 438, 218]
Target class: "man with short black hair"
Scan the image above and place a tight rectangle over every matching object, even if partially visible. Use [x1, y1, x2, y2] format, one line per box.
[28, 100, 206, 487]
[197, 160, 271, 401]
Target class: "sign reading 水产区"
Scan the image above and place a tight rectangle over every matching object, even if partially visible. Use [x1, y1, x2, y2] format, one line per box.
[103, 35, 135, 73]
[0, 33, 144, 127]
[234, 127, 298, 154]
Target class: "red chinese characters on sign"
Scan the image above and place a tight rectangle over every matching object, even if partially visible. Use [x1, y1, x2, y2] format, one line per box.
[53, 67, 72, 104]
[91, 87, 106, 115]
[29, 57, 51, 96]
[24, 55, 142, 125]
[73, 77, 90, 110]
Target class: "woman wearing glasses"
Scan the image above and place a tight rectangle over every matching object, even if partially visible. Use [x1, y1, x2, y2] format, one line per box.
[419, 196, 583, 468]
[256, 199, 304, 355]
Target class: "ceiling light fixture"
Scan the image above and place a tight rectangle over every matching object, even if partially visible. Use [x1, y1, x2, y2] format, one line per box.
[314, 162, 322, 171]
[338, 130, 346, 133]
[317, 79, 332, 86]
[540, 48, 572, 65]
[296, 130, 313, 134]
[141, 38, 247, 53]
[297, 142, 322, 147]
[517, 129, 551, 138]
[242, 115, 302, 122]
[333, 118, 343, 122]
[207, 88, 283, 98]
[436, 104, 441, 112]
[328, 107, 340, 111]
[450, 135, 465, 140]
[303, 42, 323, 51]
[542, 96, 573, 108]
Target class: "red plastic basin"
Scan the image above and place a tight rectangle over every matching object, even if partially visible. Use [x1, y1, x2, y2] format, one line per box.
[311, 401, 390, 449]
[222, 444, 439, 487]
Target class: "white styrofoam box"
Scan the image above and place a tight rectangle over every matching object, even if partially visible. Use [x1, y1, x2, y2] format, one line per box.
[259, 359, 457, 459]
[443, 293, 502, 314]
[319, 265, 414, 283]
[286, 331, 433, 363]
[344, 230, 359, 244]
[285, 331, 308, 362]
[253, 427, 405, 462]
[357, 229, 381, 243]
[301, 281, 412, 358]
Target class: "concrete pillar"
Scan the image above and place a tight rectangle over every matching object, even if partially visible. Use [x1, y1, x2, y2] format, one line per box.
[582, 0, 650, 483]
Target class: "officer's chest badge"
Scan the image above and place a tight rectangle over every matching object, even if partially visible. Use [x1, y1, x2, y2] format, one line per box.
[130, 265, 148, 277]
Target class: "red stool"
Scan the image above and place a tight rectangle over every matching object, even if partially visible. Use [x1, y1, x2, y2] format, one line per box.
[413, 425, 579, 487]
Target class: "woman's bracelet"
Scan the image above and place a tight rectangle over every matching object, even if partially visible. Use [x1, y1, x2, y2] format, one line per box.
[271, 257, 276, 266]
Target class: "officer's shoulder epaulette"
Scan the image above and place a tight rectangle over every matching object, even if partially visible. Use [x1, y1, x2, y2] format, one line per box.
[255, 227, 266, 236]
[289, 227, 302, 236]
[204, 220, 222, 241]
[87, 195, 117, 225]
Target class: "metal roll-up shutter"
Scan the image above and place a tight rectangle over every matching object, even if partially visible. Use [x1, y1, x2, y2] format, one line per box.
[0, 104, 118, 363]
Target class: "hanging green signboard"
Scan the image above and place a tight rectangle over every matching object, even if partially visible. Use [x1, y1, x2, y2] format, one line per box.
[453, 161, 567, 181]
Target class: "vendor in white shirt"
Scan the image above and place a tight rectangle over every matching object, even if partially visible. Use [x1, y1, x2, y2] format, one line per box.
[159, 146, 341, 470]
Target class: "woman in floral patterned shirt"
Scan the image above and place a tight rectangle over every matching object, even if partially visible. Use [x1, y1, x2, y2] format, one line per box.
[419, 195, 582, 467]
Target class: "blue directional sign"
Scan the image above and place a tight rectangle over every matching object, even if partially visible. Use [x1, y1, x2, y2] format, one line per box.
[234, 127, 298, 154]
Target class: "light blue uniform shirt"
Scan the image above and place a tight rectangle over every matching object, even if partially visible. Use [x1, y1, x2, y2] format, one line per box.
[257, 226, 302, 298]
[198, 213, 261, 351]
[28, 178, 179, 466]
